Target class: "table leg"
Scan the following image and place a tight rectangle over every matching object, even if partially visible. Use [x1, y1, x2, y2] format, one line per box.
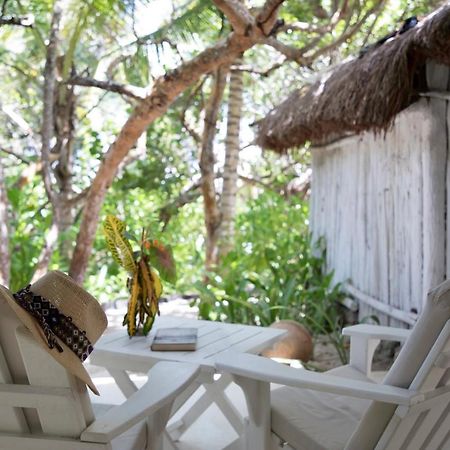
[163, 430, 178, 450]
[108, 368, 138, 397]
[209, 375, 245, 434]
[169, 371, 212, 417]
[101, 366, 250, 447]
[167, 373, 244, 440]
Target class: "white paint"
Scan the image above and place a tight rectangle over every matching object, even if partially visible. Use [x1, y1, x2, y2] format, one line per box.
[216, 318, 450, 450]
[311, 89, 449, 324]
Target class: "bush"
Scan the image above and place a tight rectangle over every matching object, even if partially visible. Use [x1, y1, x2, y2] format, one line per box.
[195, 192, 347, 363]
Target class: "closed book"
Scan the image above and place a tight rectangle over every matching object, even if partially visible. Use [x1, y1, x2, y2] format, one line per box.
[151, 327, 198, 351]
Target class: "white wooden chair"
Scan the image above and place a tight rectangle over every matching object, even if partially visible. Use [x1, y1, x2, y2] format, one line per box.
[216, 280, 450, 450]
[0, 295, 200, 450]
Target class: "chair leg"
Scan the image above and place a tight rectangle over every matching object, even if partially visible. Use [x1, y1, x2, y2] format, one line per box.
[162, 430, 178, 450]
[146, 403, 173, 450]
[223, 435, 245, 450]
[233, 375, 271, 450]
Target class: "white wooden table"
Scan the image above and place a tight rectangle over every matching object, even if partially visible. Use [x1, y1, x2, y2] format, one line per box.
[90, 316, 286, 448]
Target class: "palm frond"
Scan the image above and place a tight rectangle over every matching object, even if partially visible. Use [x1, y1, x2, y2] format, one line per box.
[139, 0, 221, 45]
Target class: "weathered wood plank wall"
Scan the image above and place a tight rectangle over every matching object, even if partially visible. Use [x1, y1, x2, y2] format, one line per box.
[311, 94, 449, 326]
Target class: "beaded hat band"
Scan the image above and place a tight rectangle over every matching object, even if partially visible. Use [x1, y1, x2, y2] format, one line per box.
[13, 285, 94, 362]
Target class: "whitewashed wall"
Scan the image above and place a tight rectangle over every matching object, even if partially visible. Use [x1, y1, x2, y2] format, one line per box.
[311, 93, 449, 326]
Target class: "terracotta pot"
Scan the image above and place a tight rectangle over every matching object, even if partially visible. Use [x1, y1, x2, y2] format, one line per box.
[261, 320, 313, 362]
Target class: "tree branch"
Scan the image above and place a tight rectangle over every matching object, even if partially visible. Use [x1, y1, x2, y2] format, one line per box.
[0, 147, 30, 164]
[1, 103, 34, 136]
[13, 153, 60, 189]
[0, 15, 33, 28]
[305, 0, 385, 61]
[279, 21, 318, 33]
[181, 114, 202, 143]
[159, 180, 202, 230]
[69, 0, 287, 282]
[213, 0, 254, 34]
[265, 37, 308, 65]
[238, 174, 280, 193]
[179, 77, 207, 144]
[66, 188, 89, 207]
[67, 75, 146, 100]
[232, 60, 285, 77]
[265, 0, 384, 65]
[105, 54, 129, 79]
[256, 0, 285, 34]
[1, 0, 8, 17]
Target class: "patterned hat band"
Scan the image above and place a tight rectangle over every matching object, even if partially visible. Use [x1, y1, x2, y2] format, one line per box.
[13, 285, 94, 362]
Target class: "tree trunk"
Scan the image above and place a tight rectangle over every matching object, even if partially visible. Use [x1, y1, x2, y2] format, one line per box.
[32, 0, 62, 281]
[0, 158, 10, 286]
[219, 56, 244, 259]
[31, 217, 60, 282]
[199, 68, 228, 272]
[40, 0, 61, 206]
[54, 77, 77, 264]
[68, 0, 284, 283]
[68, 27, 263, 284]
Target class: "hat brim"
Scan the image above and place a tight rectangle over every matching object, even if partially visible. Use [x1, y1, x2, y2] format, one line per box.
[0, 285, 99, 395]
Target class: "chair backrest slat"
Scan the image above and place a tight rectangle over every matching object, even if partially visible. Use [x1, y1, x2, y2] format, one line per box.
[410, 321, 450, 392]
[405, 399, 450, 449]
[382, 410, 422, 450]
[348, 280, 450, 450]
[375, 326, 450, 449]
[0, 344, 29, 433]
[16, 326, 94, 438]
[0, 295, 42, 432]
[0, 294, 95, 439]
[420, 403, 450, 450]
[382, 323, 450, 448]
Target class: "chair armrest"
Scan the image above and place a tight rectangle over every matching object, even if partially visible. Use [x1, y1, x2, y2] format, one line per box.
[216, 352, 423, 406]
[81, 361, 200, 443]
[342, 324, 411, 342]
[342, 324, 411, 376]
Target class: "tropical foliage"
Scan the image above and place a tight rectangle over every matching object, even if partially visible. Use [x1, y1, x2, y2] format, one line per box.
[195, 192, 348, 362]
[103, 215, 176, 336]
[0, 0, 442, 353]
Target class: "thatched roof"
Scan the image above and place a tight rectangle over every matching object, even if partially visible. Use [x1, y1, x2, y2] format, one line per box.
[256, 5, 450, 152]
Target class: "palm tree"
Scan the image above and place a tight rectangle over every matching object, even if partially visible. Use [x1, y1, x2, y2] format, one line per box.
[219, 56, 244, 259]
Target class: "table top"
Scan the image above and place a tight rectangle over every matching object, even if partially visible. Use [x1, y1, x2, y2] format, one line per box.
[90, 316, 286, 372]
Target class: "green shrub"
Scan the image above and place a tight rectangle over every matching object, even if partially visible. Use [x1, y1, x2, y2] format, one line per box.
[195, 192, 347, 363]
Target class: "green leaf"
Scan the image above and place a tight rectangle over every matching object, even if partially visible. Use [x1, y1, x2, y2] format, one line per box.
[123, 45, 149, 87]
[124, 230, 139, 243]
[140, 0, 220, 45]
[7, 187, 20, 209]
[147, 241, 177, 284]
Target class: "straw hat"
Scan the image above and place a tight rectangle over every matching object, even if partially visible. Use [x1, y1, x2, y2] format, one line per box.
[0, 271, 107, 395]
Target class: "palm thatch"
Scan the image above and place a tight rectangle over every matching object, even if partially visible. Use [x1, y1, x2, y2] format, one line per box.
[256, 5, 450, 152]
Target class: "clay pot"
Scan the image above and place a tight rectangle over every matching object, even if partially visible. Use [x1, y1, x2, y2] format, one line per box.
[261, 320, 313, 362]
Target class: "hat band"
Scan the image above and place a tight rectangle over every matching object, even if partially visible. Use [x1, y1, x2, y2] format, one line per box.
[13, 285, 94, 362]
